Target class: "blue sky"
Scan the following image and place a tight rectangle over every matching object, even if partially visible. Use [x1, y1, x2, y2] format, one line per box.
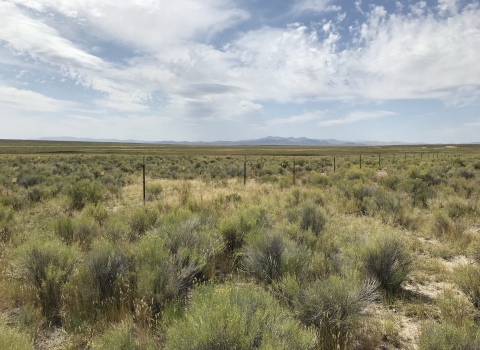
[1, 0, 479, 143]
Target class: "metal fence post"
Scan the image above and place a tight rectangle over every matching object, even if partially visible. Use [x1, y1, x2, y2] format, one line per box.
[244, 155, 246, 185]
[142, 157, 146, 206]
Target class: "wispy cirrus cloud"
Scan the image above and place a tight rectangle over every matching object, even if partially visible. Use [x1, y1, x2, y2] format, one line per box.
[0, 85, 77, 112]
[269, 110, 326, 125]
[317, 110, 396, 126]
[291, 0, 340, 15]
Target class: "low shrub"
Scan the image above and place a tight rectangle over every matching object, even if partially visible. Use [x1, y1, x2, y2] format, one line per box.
[146, 183, 163, 201]
[309, 173, 331, 187]
[74, 217, 99, 250]
[300, 204, 326, 235]
[165, 284, 315, 350]
[155, 215, 222, 269]
[294, 275, 379, 348]
[88, 244, 133, 306]
[15, 239, 78, 325]
[401, 178, 434, 208]
[431, 212, 463, 239]
[459, 169, 475, 180]
[128, 209, 158, 239]
[242, 234, 284, 283]
[447, 198, 475, 219]
[68, 180, 105, 210]
[418, 322, 479, 350]
[219, 215, 254, 253]
[27, 187, 42, 203]
[136, 236, 202, 319]
[0, 205, 14, 242]
[84, 204, 109, 226]
[437, 289, 477, 327]
[363, 235, 412, 295]
[455, 265, 480, 309]
[54, 216, 75, 245]
[379, 175, 401, 191]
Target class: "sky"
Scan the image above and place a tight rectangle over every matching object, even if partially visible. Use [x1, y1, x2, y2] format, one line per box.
[0, 0, 479, 143]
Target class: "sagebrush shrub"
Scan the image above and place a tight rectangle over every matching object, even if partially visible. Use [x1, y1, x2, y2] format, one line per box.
[432, 212, 464, 239]
[165, 284, 315, 350]
[300, 204, 326, 235]
[363, 235, 412, 295]
[84, 204, 109, 226]
[68, 180, 105, 210]
[294, 275, 379, 348]
[128, 209, 158, 239]
[459, 169, 475, 180]
[88, 245, 132, 304]
[75, 217, 99, 249]
[309, 173, 331, 187]
[243, 234, 284, 283]
[16, 239, 78, 325]
[219, 215, 254, 253]
[0, 205, 13, 243]
[54, 216, 75, 245]
[27, 187, 42, 202]
[136, 237, 202, 318]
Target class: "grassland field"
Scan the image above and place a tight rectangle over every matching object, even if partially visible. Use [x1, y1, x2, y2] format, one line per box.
[1, 140, 480, 350]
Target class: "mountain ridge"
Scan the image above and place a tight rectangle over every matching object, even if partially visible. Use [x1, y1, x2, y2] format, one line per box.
[38, 136, 426, 146]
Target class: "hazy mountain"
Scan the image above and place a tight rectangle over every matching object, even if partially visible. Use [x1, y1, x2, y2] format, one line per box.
[38, 136, 424, 146]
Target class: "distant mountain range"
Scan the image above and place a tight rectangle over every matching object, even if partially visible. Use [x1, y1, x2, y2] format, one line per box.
[38, 136, 426, 146]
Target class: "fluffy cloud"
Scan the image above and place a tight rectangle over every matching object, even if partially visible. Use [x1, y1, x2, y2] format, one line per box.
[1, 0, 479, 128]
[9, 0, 249, 50]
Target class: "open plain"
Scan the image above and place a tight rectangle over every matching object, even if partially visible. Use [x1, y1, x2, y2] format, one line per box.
[1, 141, 480, 349]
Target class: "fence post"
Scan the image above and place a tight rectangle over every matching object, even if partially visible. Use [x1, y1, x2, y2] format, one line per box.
[244, 155, 246, 185]
[333, 155, 336, 173]
[142, 157, 146, 207]
[293, 157, 296, 185]
[360, 154, 362, 169]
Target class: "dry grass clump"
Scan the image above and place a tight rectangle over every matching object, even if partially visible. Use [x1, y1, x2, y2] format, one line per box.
[362, 235, 412, 296]
[0, 315, 32, 350]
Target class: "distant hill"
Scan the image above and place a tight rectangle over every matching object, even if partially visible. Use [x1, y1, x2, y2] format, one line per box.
[38, 136, 420, 146]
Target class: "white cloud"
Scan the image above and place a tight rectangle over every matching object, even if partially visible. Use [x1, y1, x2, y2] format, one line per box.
[291, 0, 336, 15]
[317, 110, 395, 126]
[437, 0, 459, 15]
[10, 0, 249, 51]
[269, 110, 326, 125]
[0, 85, 76, 112]
[1, 0, 480, 128]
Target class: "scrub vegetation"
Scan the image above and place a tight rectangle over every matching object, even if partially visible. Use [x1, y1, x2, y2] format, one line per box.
[1, 141, 480, 349]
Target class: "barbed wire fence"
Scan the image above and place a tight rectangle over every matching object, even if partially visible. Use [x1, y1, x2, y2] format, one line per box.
[123, 151, 469, 206]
